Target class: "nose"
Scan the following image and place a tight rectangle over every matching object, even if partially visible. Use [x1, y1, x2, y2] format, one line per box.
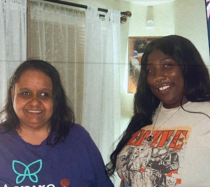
[29, 95, 41, 106]
[153, 69, 166, 83]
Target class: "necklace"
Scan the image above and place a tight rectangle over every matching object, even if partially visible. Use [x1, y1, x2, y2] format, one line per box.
[146, 103, 182, 142]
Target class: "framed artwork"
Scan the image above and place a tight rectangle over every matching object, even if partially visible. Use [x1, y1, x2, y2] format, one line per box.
[128, 36, 161, 93]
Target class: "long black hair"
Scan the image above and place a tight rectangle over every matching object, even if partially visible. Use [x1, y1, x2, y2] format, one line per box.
[106, 35, 210, 176]
[0, 59, 75, 146]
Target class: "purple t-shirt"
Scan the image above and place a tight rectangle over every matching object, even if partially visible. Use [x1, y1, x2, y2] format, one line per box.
[0, 123, 114, 187]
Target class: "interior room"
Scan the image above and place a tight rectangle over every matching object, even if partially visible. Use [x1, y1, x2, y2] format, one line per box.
[1, 0, 209, 186]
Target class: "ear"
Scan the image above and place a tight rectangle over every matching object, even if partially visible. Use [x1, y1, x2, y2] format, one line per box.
[11, 88, 15, 103]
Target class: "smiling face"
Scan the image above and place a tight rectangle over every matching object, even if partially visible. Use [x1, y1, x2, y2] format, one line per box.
[11, 70, 53, 130]
[146, 49, 188, 109]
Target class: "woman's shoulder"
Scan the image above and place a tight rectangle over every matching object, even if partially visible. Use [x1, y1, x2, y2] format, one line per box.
[186, 101, 210, 114]
[71, 123, 88, 132]
[68, 123, 91, 139]
[188, 101, 210, 108]
[63, 123, 97, 152]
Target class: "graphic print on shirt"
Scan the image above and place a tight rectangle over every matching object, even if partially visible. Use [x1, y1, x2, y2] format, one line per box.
[116, 127, 191, 187]
[12, 159, 42, 184]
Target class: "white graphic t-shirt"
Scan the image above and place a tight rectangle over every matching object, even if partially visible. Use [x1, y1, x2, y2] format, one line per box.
[116, 102, 210, 187]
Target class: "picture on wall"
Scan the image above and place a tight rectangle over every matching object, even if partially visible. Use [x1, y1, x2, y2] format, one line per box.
[128, 36, 161, 93]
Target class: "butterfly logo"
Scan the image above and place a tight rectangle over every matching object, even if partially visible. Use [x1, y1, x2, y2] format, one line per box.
[12, 159, 42, 184]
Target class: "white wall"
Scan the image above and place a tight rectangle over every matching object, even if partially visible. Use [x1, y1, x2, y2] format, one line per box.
[129, 2, 175, 36]
[175, 0, 209, 66]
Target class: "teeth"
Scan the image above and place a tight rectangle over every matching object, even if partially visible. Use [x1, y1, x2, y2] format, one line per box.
[159, 86, 169, 91]
[27, 110, 42, 113]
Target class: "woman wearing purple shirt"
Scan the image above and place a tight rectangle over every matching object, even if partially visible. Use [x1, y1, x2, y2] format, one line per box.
[0, 60, 113, 187]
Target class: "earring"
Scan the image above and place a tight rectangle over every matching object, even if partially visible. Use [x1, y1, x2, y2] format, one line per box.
[154, 79, 156, 83]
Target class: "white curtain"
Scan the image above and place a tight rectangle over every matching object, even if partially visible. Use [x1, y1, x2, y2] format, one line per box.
[28, 2, 122, 179]
[28, 0, 85, 124]
[0, 0, 27, 108]
[82, 7, 121, 164]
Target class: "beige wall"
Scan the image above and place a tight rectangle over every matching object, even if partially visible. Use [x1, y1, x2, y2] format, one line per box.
[128, 2, 175, 36]
[175, 0, 209, 64]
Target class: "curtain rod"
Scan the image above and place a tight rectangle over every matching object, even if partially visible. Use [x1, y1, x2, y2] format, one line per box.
[43, 0, 132, 23]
